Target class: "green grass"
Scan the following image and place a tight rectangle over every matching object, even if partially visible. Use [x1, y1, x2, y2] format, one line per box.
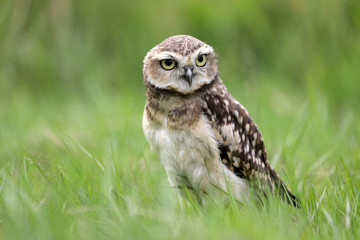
[1, 0, 360, 239]
[1, 80, 359, 239]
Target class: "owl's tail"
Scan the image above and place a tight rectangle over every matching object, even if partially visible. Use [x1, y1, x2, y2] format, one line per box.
[269, 168, 301, 208]
[275, 178, 301, 208]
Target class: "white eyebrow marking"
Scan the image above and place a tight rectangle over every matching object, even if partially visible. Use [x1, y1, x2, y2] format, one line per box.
[162, 55, 175, 60]
[155, 52, 177, 60]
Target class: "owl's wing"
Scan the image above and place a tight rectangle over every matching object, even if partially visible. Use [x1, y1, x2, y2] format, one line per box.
[202, 84, 299, 207]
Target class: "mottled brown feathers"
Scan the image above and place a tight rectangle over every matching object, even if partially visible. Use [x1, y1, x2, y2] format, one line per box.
[203, 80, 269, 178]
[201, 78, 299, 207]
[156, 35, 204, 56]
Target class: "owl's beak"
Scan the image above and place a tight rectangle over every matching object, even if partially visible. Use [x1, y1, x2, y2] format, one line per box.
[182, 66, 194, 87]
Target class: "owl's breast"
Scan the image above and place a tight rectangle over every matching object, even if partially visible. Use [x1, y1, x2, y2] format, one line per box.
[166, 103, 201, 129]
[144, 98, 202, 129]
[142, 104, 219, 178]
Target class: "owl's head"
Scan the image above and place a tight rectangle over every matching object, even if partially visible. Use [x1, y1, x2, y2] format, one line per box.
[143, 35, 218, 95]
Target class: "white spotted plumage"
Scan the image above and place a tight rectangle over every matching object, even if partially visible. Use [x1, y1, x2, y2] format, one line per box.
[142, 35, 299, 207]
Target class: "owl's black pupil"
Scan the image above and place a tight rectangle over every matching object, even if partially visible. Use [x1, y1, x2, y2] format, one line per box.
[165, 59, 173, 66]
[198, 56, 203, 62]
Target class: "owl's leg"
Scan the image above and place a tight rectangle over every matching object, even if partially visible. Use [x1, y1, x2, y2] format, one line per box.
[165, 170, 203, 205]
[185, 161, 249, 205]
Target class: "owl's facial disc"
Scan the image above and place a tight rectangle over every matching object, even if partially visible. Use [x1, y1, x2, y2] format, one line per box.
[143, 35, 218, 95]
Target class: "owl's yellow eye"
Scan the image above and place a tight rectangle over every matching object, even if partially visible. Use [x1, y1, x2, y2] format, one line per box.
[196, 54, 207, 67]
[160, 59, 176, 70]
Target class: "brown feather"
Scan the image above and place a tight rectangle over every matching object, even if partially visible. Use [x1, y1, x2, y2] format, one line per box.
[201, 76, 300, 207]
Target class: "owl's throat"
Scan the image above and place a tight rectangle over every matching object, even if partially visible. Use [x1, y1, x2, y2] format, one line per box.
[145, 73, 220, 99]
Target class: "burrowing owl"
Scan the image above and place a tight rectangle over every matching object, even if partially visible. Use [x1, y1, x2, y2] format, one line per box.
[142, 35, 299, 207]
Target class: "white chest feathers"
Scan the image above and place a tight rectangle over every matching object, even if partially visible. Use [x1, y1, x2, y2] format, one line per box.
[142, 107, 248, 204]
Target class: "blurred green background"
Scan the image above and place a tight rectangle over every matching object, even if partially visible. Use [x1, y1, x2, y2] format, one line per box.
[0, 0, 360, 239]
[2, 0, 359, 99]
